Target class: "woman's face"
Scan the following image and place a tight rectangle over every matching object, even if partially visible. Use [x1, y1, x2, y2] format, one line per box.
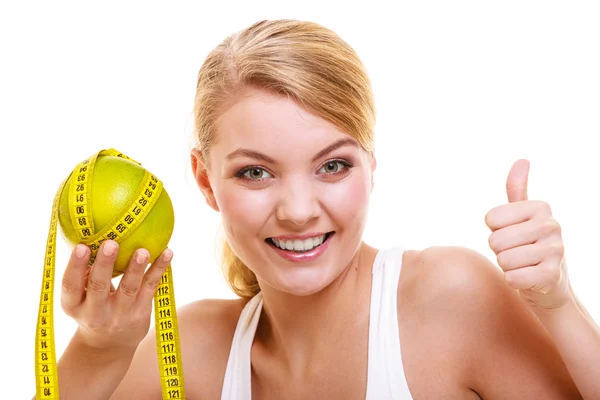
[194, 87, 375, 296]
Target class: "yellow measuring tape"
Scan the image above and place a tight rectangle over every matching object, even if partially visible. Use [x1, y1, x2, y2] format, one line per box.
[35, 149, 186, 399]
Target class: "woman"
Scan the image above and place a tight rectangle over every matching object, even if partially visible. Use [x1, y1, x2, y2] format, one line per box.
[49, 19, 599, 399]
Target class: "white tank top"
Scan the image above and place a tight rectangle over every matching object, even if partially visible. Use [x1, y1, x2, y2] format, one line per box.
[220, 247, 413, 399]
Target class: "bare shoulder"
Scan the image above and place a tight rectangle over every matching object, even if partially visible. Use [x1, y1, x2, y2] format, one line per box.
[397, 246, 581, 399]
[112, 297, 248, 400]
[178, 297, 248, 343]
[399, 245, 503, 301]
[177, 297, 248, 397]
[399, 245, 521, 313]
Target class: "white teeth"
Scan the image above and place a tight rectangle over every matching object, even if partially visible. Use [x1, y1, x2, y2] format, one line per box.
[271, 234, 328, 251]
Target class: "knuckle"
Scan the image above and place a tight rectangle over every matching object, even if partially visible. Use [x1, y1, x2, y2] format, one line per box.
[488, 232, 503, 253]
[546, 218, 562, 235]
[61, 278, 81, 294]
[536, 218, 561, 238]
[88, 278, 108, 293]
[130, 313, 149, 329]
[144, 278, 160, 291]
[60, 301, 77, 316]
[496, 251, 509, 269]
[119, 282, 140, 298]
[487, 234, 495, 250]
[547, 242, 564, 257]
[108, 320, 127, 334]
[535, 200, 552, 215]
[126, 263, 144, 276]
[541, 263, 560, 283]
[484, 210, 496, 229]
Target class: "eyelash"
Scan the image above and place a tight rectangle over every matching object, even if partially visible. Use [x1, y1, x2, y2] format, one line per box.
[235, 158, 354, 182]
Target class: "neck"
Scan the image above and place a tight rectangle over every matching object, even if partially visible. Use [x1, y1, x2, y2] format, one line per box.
[255, 242, 377, 376]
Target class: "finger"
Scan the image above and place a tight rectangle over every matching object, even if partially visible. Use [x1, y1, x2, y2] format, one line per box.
[86, 240, 119, 308]
[488, 217, 562, 253]
[497, 241, 563, 272]
[83, 267, 117, 293]
[504, 261, 561, 294]
[61, 244, 91, 314]
[113, 249, 150, 314]
[136, 249, 173, 308]
[506, 159, 530, 203]
[496, 243, 555, 272]
[485, 200, 552, 231]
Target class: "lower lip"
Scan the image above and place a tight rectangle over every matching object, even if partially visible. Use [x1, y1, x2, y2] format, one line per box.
[268, 234, 333, 262]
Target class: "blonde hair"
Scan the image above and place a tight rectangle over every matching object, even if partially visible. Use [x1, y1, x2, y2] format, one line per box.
[193, 19, 376, 298]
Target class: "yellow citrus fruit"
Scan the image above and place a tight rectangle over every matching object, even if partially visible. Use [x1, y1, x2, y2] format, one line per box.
[57, 153, 175, 275]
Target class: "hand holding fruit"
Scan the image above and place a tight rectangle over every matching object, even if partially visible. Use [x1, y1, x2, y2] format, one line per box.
[57, 150, 176, 349]
[61, 241, 173, 350]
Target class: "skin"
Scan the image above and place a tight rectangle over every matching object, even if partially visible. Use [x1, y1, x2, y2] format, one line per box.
[40, 87, 594, 399]
[485, 160, 600, 399]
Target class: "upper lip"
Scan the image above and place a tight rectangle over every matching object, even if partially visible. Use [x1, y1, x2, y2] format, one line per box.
[268, 231, 332, 241]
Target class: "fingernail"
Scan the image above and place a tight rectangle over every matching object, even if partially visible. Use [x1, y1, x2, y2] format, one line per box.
[75, 244, 87, 259]
[103, 241, 117, 256]
[136, 250, 148, 265]
[162, 249, 173, 263]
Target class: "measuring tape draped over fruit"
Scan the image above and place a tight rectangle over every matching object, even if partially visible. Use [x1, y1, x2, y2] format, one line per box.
[35, 149, 186, 399]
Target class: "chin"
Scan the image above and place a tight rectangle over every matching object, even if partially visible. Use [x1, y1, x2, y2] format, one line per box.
[280, 285, 326, 297]
[269, 268, 339, 297]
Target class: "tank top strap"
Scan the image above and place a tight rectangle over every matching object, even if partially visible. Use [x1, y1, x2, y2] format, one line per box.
[220, 293, 263, 400]
[366, 247, 414, 399]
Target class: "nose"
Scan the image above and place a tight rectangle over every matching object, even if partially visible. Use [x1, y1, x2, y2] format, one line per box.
[275, 178, 321, 226]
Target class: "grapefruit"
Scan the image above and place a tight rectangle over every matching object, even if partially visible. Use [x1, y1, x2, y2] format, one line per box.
[57, 153, 175, 275]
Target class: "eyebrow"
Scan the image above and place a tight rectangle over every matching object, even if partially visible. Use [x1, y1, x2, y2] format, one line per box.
[311, 138, 359, 162]
[225, 138, 359, 164]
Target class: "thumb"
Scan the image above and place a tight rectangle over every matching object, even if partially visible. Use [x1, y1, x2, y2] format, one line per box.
[506, 159, 530, 202]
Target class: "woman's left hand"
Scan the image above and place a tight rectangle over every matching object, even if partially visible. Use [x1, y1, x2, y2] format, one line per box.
[485, 159, 573, 311]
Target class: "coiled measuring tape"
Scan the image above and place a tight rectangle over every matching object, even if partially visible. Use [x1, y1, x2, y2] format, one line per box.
[35, 149, 186, 399]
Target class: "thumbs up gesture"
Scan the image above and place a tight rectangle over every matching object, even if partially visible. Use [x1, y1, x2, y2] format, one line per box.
[485, 160, 572, 310]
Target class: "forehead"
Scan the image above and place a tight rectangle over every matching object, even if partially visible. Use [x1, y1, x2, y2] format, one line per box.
[214, 88, 350, 151]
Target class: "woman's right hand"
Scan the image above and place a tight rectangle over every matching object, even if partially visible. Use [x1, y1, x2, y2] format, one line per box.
[60, 240, 173, 351]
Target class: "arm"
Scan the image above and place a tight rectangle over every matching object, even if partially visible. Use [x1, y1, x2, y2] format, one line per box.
[534, 291, 600, 399]
[108, 326, 163, 399]
[416, 246, 582, 399]
[52, 330, 137, 400]
[31, 329, 136, 400]
[572, 292, 599, 325]
[483, 159, 600, 398]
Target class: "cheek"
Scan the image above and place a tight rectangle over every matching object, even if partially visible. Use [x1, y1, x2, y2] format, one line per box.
[215, 185, 271, 236]
[324, 172, 372, 222]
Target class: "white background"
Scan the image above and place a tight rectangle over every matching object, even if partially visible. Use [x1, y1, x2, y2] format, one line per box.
[1, 1, 599, 395]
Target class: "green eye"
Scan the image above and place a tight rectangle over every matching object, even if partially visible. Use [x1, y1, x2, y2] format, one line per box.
[240, 167, 272, 180]
[318, 160, 350, 174]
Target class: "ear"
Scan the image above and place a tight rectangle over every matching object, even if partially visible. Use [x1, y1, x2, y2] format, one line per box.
[191, 149, 220, 212]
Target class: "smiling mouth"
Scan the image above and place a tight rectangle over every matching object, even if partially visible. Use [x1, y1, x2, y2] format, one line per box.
[266, 232, 335, 252]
